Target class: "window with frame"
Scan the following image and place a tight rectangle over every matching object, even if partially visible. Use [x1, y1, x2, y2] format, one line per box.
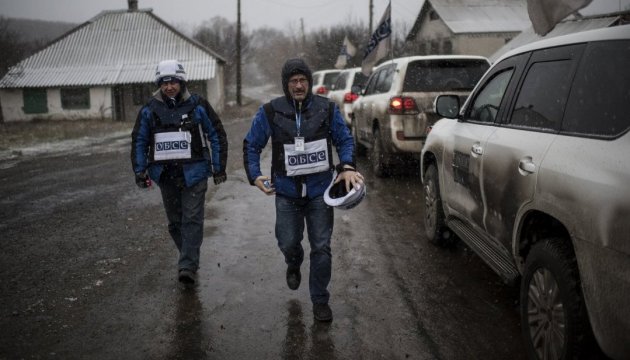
[363, 70, 381, 95]
[509, 60, 573, 130]
[333, 72, 349, 90]
[469, 69, 514, 123]
[61, 88, 90, 109]
[562, 40, 630, 138]
[23, 88, 48, 114]
[375, 65, 395, 93]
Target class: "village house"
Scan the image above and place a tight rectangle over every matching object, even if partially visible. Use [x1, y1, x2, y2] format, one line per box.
[0, 0, 226, 123]
[405, 0, 530, 58]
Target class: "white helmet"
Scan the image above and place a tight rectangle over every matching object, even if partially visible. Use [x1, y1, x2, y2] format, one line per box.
[323, 171, 366, 210]
[155, 59, 187, 85]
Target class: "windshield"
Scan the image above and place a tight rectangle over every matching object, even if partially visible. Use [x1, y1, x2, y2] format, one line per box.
[403, 59, 489, 92]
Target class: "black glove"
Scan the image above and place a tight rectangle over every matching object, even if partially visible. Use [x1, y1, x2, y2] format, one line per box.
[135, 172, 150, 189]
[213, 171, 227, 185]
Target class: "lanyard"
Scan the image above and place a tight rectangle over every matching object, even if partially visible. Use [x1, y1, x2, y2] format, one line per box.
[295, 101, 303, 136]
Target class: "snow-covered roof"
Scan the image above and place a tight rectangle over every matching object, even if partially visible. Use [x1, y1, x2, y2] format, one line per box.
[489, 12, 628, 62]
[407, 0, 530, 39]
[0, 9, 225, 89]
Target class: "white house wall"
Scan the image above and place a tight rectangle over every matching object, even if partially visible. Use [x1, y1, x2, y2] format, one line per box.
[0, 86, 113, 122]
[453, 33, 516, 58]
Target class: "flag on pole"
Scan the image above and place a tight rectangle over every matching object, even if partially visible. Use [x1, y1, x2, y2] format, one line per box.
[527, 0, 593, 35]
[361, 2, 391, 76]
[334, 36, 357, 69]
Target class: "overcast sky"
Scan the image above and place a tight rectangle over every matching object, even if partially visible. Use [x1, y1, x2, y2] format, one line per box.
[0, 0, 628, 33]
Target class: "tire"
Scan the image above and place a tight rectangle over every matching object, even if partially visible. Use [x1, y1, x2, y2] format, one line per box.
[352, 123, 366, 157]
[370, 128, 387, 177]
[423, 164, 453, 246]
[520, 238, 591, 360]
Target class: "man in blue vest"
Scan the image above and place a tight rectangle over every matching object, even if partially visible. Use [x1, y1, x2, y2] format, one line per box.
[243, 58, 364, 321]
[131, 59, 228, 287]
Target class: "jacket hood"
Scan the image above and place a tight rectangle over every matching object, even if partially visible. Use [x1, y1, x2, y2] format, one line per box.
[281, 58, 313, 103]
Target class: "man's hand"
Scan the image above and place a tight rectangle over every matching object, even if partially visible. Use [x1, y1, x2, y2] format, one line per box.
[213, 171, 227, 185]
[135, 171, 151, 189]
[255, 176, 275, 195]
[334, 166, 364, 192]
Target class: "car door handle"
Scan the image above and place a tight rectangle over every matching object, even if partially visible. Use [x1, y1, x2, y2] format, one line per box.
[519, 158, 536, 174]
[471, 144, 483, 156]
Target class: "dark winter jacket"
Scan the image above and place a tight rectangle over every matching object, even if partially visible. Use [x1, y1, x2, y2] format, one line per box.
[243, 58, 355, 199]
[131, 89, 228, 187]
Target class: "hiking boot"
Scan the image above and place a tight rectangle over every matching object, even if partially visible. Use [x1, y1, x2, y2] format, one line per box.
[286, 266, 301, 290]
[313, 303, 333, 322]
[178, 268, 196, 286]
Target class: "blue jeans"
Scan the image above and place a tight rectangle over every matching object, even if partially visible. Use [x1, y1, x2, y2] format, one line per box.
[275, 195, 334, 304]
[159, 174, 208, 272]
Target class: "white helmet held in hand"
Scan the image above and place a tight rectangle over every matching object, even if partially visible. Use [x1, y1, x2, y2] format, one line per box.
[155, 59, 187, 85]
[324, 171, 366, 210]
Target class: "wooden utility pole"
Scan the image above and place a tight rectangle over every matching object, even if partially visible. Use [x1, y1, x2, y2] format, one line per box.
[369, 0, 373, 33]
[300, 18, 306, 57]
[236, 0, 242, 106]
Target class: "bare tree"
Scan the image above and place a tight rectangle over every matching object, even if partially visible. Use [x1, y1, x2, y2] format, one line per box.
[193, 16, 252, 101]
[0, 17, 29, 78]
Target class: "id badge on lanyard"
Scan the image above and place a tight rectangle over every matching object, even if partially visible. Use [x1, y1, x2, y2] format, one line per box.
[295, 137, 305, 152]
[295, 111, 305, 152]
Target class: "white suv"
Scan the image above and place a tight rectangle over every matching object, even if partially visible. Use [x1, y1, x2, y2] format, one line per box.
[327, 67, 368, 127]
[311, 69, 342, 97]
[351, 55, 489, 176]
[421, 25, 630, 360]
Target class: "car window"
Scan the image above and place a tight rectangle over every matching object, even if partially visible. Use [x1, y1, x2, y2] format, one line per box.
[365, 71, 381, 95]
[375, 64, 396, 93]
[323, 73, 340, 88]
[509, 60, 573, 130]
[469, 69, 514, 123]
[352, 72, 368, 88]
[403, 59, 489, 92]
[333, 72, 349, 90]
[563, 40, 630, 138]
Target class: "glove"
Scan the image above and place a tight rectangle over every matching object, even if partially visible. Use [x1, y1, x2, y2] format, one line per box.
[135, 172, 150, 189]
[213, 171, 227, 185]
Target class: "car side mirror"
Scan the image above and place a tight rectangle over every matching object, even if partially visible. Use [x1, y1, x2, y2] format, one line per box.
[435, 95, 460, 119]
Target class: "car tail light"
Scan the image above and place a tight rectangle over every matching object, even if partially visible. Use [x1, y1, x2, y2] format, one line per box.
[343, 92, 359, 103]
[316, 86, 328, 95]
[388, 96, 419, 115]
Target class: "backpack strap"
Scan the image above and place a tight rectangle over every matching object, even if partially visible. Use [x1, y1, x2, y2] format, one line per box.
[327, 101, 335, 133]
[263, 102, 274, 125]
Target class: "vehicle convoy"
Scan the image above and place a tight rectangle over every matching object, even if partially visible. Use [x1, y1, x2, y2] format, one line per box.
[326, 67, 368, 127]
[351, 55, 489, 176]
[421, 25, 630, 360]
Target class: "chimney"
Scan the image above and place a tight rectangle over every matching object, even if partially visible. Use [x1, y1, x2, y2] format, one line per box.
[128, 0, 138, 11]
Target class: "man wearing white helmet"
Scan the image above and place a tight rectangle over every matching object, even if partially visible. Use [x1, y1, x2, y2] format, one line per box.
[131, 59, 228, 287]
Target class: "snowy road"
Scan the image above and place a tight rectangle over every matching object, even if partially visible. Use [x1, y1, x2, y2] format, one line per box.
[0, 108, 526, 359]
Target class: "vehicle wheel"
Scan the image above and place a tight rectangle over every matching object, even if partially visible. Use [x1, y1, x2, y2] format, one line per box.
[520, 238, 591, 360]
[352, 124, 366, 157]
[370, 128, 387, 177]
[423, 164, 453, 246]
